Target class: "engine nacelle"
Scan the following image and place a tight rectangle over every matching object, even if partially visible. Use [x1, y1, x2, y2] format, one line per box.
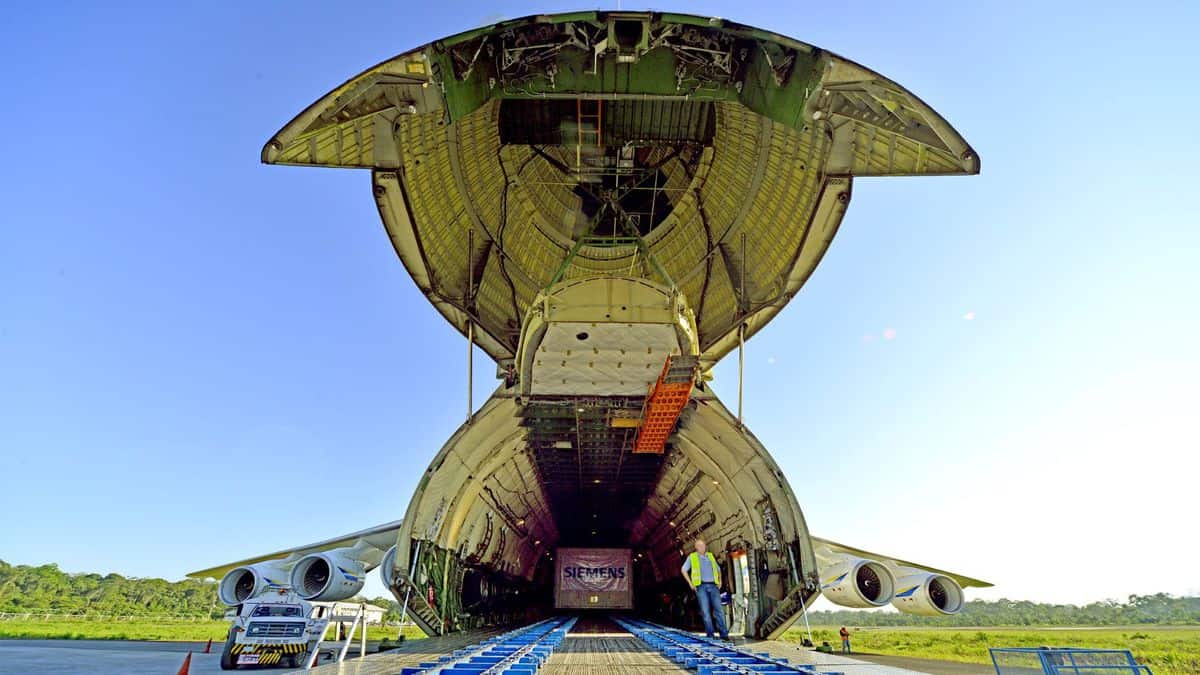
[379, 545, 399, 590]
[218, 561, 293, 606]
[289, 550, 366, 601]
[819, 557, 896, 608]
[891, 572, 965, 615]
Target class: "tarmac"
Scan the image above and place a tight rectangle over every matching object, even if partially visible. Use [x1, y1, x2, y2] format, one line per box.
[0, 632, 996, 674]
[292, 621, 966, 675]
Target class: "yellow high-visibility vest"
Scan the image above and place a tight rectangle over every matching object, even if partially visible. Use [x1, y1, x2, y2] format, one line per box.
[687, 552, 721, 587]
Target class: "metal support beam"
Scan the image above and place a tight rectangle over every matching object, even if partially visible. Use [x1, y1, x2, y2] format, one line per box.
[396, 540, 421, 636]
[547, 234, 594, 288]
[467, 228, 475, 423]
[467, 321, 474, 422]
[615, 204, 675, 288]
[737, 322, 745, 427]
[737, 231, 746, 427]
[740, 232, 747, 313]
[796, 584, 815, 648]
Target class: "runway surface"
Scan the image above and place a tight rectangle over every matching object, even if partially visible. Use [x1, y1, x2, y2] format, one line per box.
[0, 625, 995, 674]
[0, 639, 224, 674]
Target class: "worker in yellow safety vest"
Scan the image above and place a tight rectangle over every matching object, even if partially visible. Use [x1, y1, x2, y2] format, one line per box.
[680, 538, 729, 640]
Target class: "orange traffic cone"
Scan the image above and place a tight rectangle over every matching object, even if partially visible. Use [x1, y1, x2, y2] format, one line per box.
[204, 638, 212, 654]
[176, 651, 192, 675]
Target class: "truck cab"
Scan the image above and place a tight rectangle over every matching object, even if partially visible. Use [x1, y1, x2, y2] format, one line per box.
[220, 590, 328, 670]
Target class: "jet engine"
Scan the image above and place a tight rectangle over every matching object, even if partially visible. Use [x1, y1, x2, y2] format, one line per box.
[218, 561, 293, 605]
[819, 557, 895, 608]
[891, 571, 965, 615]
[289, 550, 366, 601]
[379, 545, 399, 590]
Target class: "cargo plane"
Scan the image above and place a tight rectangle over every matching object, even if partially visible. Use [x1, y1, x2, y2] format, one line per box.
[190, 11, 990, 656]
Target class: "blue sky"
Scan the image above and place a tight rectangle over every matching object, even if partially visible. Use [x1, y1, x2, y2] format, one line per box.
[1, 1, 1196, 607]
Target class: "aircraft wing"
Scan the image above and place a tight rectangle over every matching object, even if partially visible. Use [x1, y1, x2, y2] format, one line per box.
[187, 520, 402, 580]
[810, 536, 993, 589]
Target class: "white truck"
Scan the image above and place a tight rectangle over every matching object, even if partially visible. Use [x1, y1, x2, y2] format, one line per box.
[219, 590, 329, 670]
[189, 523, 402, 669]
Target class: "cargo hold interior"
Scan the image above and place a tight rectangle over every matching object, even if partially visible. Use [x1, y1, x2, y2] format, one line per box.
[386, 386, 819, 640]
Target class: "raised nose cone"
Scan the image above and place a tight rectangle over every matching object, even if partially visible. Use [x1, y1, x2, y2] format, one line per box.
[262, 11, 978, 370]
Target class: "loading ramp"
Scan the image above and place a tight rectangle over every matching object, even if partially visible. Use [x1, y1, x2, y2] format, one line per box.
[293, 615, 926, 675]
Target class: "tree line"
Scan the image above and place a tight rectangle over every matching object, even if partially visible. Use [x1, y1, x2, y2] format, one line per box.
[0, 561, 222, 618]
[2, 560, 1196, 625]
[807, 594, 1200, 626]
[0, 560, 407, 622]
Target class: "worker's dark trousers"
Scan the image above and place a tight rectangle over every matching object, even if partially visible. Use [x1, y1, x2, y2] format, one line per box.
[695, 582, 728, 638]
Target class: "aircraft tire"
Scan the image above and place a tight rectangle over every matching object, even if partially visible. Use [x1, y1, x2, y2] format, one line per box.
[219, 628, 238, 670]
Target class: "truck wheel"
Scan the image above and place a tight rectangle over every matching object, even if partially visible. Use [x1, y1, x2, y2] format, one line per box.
[219, 628, 238, 670]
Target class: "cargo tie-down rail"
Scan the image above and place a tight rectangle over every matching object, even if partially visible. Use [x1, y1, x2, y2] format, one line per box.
[614, 618, 843, 675]
[400, 616, 576, 675]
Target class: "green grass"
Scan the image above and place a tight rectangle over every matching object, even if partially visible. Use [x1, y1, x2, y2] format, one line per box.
[781, 625, 1200, 675]
[0, 617, 427, 644]
[0, 618, 232, 642]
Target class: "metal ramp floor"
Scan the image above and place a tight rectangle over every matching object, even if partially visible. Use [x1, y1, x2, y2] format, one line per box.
[541, 636, 688, 674]
[288, 618, 927, 675]
[287, 617, 686, 675]
[542, 616, 687, 674]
